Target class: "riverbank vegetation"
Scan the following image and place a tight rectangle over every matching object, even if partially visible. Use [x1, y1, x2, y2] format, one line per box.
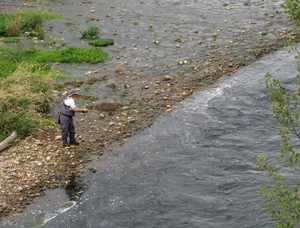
[0, 11, 61, 38]
[0, 62, 56, 141]
[0, 11, 113, 141]
[281, 0, 300, 28]
[257, 0, 300, 227]
[1, 0, 297, 224]
[0, 8, 115, 219]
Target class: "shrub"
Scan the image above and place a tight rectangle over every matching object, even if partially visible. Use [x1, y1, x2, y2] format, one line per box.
[257, 65, 300, 227]
[0, 12, 61, 37]
[0, 14, 10, 35]
[5, 12, 22, 36]
[80, 25, 101, 39]
[281, 0, 300, 28]
[21, 11, 43, 31]
[258, 4, 300, 225]
[0, 62, 56, 139]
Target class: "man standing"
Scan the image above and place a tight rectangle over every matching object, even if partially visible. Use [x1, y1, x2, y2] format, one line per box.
[58, 89, 88, 148]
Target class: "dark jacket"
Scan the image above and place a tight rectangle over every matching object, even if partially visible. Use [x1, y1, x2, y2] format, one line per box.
[58, 98, 75, 123]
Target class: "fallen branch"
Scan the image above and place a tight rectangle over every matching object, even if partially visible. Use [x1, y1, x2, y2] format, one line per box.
[0, 131, 17, 152]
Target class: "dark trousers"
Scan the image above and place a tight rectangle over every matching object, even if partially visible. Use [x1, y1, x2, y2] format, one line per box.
[59, 114, 76, 145]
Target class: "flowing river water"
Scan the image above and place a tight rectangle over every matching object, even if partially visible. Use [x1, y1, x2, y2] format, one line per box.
[4, 44, 300, 228]
[1, 0, 300, 227]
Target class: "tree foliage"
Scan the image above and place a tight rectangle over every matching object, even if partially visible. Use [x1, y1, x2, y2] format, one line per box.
[257, 55, 300, 227]
[257, 2, 300, 226]
[281, 0, 300, 28]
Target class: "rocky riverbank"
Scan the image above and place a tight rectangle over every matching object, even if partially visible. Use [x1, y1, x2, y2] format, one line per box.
[0, 0, 299, 224]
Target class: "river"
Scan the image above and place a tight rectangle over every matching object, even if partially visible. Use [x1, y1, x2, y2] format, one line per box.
[1, 0, 300, 227]
[42, 44, 297, 228]
[4, 44, 299, 228]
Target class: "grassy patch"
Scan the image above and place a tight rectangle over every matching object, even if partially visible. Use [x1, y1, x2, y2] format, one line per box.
[0, 46, 110, 78]
[0, 11, 113, 141]
[0, 46, 50, 78]
[24, 46, 110, 64]
[80, 25, 101, 39]
[0, 12, 62, 38]
[0, 62, 56, 140]
[88, 38, 114, 47]
[2, 37, 20, 43]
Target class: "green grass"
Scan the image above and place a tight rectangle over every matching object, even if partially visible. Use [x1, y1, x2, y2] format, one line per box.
[0, 46, 110, 78]
[0, 12, 62, 37]
[0, 62, 56, 140]
[0, 14, 14, 35]
[88, 38, 114, 47]
[2, 37, 20, 43]
[80, 25, 101, 39]
[25, 46, 110, 63]
[0, 11, 113, 141]
[0, 46, 50, 78]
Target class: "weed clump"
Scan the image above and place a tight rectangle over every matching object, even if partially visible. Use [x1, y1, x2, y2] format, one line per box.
[0, 62, 56, 140]
[80, 25, 101, 39]
[0, 12, 62, 38]
[88, 38, 114, 47]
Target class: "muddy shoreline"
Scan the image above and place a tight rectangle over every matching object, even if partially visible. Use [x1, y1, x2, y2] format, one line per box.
[0, 0, 299, 224]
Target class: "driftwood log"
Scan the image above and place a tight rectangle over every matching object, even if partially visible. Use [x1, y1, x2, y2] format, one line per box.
[0, 131, 17, 152]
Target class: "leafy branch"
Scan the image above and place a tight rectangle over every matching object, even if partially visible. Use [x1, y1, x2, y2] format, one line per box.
[257, 59, 300, 227]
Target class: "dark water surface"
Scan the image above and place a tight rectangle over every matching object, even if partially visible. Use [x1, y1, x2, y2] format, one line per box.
[40, 45, 298, 228]
[1, 0, 300, 227]
[5, 44, 299, 228]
